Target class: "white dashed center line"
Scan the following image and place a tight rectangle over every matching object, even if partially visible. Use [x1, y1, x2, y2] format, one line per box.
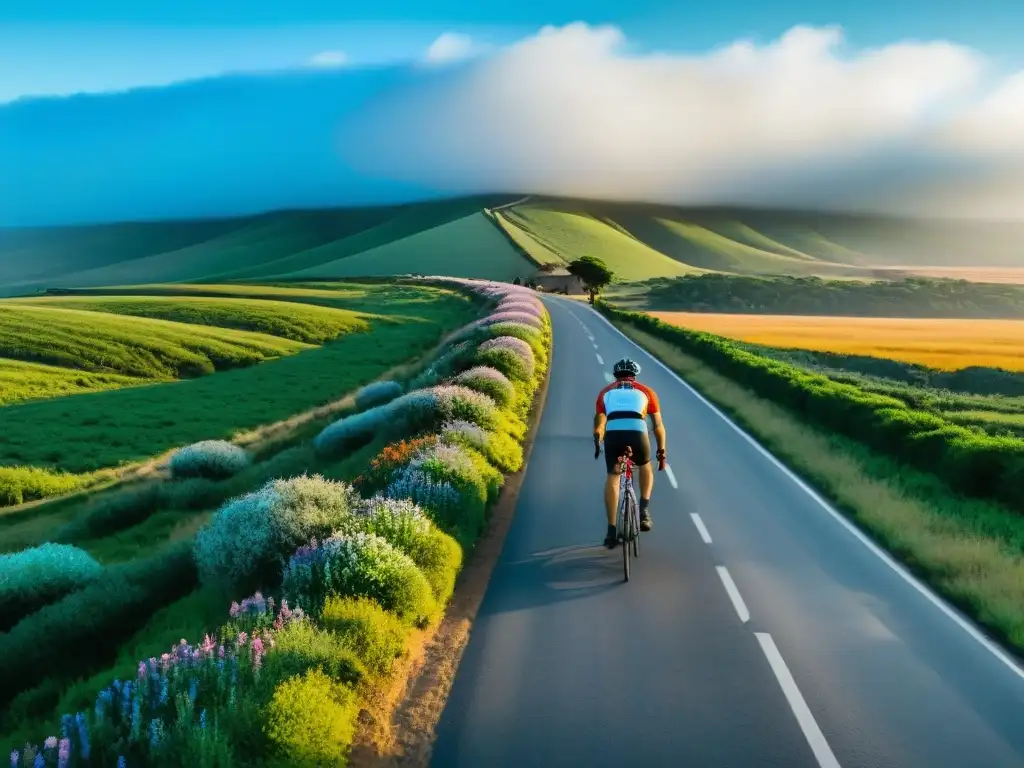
[690, 513, 712, 544]
[596, 354, 604, 365]
[603, 372, 614, 383]
[716, 566, 750, 623]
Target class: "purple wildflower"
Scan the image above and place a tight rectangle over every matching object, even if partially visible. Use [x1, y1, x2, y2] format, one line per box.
[57, 738, 70, 768]
[117, 758, 126, 768]
[479, 310, 543, 329]
[33, 755, 43, 768]
[10, 751, 18, 768]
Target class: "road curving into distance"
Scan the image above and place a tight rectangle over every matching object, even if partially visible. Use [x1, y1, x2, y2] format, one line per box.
[431, 296, 1024, 768]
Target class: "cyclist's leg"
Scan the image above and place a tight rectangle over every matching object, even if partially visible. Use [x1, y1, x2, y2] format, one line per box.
[628, 431, 654, 530]
[602, 432, 627, 547]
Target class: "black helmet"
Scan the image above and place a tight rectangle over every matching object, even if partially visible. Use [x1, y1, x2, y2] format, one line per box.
[613, 358, 641, 378]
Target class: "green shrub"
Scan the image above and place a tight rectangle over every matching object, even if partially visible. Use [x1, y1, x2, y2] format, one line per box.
[262, 620, 367, 688]
[194, 474, 358, 591]
[0, 466, 85, 507]
[476, 345, 532, 384]
[441, 420, 523, 473]
[355, 379, 403, 409]
[319, 597, 408, 678]
[0, 542, 197, 708]
[487, 321, 547, 363]
[169, 439, 251, 480]
[345, 496, 464, 604]
[313, 404, 392, 457]
[283, 533, 436, 626]
[263, 669, 359, 767]
[0, 543, 104, 632]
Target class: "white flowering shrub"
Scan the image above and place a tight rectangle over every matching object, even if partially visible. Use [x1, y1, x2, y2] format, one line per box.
[355, 380, 403, 410]
[194, 474, 358, 590]
[453, 366, 515, 406]
[282, 532, 436, 625]
[0, 544, 103, 631]
[169, 440, 251, 480]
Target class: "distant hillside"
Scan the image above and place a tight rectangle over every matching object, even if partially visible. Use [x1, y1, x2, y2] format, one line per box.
[640, 274, 1024, 318]
[1, 194, 1022, 295]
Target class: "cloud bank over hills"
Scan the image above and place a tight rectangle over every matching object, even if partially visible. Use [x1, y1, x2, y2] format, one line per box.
[1, 23, 1021, 226]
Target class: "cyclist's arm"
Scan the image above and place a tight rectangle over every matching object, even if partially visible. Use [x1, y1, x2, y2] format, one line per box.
[650, 412, 666, 454]
[593, 412, 607, 442]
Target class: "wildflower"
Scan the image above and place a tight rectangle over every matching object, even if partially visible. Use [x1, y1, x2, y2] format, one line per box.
[218, 644, 225, 659]
[43, 738, 57, 751]
[76, 712, 90, 760]
[200, 709, 207, 730]
[33, 755, 43, 768]
[57, 738, 70, 768]
[150, 718, 167, 748]
[117, 758, 127, 768]
[189, 678, 198, 703]
[10, 751, 18, 768]
[229, 601, 241, 617]
[137, 661, 147, 679]
[236, 631, 248, 646]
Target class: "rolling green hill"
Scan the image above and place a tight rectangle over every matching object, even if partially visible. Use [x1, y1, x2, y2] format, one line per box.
[2, 195, 1023, 295]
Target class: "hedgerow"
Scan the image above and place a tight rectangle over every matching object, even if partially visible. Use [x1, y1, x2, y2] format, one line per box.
[599, 304, 1024, 513]
[169, 440, 251, 480]
[7, 278, 553, 767]
[0, 544, 104, 632]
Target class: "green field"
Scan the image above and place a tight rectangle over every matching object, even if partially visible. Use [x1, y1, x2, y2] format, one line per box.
[0, 360, 143, 406]
[13, 295, 369, 343]
[0, 284, 475, 475]
[0, 304, 308, 380]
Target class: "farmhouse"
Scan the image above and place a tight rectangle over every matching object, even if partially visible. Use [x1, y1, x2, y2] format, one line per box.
[529, 264, 585, 294]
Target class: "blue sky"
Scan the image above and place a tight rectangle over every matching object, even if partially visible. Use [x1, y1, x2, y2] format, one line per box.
[3, 0, 1023, 103]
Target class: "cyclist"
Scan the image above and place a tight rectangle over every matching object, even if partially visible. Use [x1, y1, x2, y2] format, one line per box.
[593, 358, 667, 548]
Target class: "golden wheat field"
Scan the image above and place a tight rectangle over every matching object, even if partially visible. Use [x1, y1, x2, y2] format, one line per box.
[649, 312, 1024, 372]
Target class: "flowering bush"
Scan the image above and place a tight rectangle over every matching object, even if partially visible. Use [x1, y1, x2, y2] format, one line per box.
[495, 299, 545, 318]
[453, 366, 515, 407]
[476, 341, 534, 384]
[478, 310, 544, 330]
[313, 403, 391, 457]
[224, 591, 306, 641]
[440, 421, 523, 474]
[479, 337, 534, 373]
[282, 533, 436, 625]
[319, 597, 408, 678]
[354, 379, 403, 410]
[263, 669, 359, 767]
[354, 435, 440, 495]
[387, 441, 502, 544]
[0, 544, 103, 632]
[486, 321, 545, 356]
[194, 475, 358, 591]
[386, 385, 499, 436]
[168, 440, 251, 480]
[345, 496, 463, 604]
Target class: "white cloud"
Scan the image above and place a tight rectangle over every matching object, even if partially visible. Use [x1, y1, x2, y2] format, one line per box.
[307, 50, 348, 68]
[338, 23, 1024, 219]
[423, 32, 477, 64]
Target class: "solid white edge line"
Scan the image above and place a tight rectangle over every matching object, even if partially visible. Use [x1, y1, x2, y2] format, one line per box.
[575, 299, 1024, 681]
[756, 633, 842, 768]
[664, 463, 678, 488]
[691, 512, 713, 544]
[716, 566, 750, 623]
[596, 353, 604, 365]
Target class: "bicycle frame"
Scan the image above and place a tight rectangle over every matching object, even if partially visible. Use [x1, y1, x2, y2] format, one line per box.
[616, 450, 640, 581]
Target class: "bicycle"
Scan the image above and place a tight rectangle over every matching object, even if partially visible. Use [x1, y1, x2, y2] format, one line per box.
[595, 437, 640, 582]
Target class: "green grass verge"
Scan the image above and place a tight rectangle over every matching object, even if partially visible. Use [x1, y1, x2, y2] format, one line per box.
[616, 322, 1024, 656]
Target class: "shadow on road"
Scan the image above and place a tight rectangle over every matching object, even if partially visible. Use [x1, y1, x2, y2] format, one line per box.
[483, 542, 627, 615]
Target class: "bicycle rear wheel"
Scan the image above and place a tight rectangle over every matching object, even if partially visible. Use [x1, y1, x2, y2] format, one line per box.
[631, 498, 640, 559]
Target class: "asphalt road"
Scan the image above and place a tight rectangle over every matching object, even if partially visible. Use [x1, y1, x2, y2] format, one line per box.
[431, 296, 1024, 768]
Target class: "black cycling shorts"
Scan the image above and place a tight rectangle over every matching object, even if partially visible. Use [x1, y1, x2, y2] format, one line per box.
[603, 430, 651, 474]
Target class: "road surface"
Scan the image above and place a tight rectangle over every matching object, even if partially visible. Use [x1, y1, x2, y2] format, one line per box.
[431, 296, 1024, 768]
